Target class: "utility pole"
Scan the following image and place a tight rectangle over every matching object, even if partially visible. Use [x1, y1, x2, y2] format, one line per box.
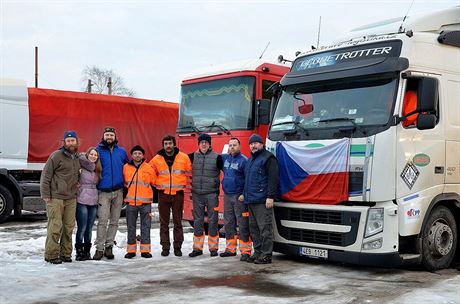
[107, 77, 112, 95]
[87, 79, 93, 93]
[35, 47, 38, 88]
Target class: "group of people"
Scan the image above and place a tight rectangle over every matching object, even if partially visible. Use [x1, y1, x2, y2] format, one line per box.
[40, 127, 278, 265]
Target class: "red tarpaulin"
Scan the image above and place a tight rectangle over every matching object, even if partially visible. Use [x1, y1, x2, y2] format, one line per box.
[28, 88, 178, 163]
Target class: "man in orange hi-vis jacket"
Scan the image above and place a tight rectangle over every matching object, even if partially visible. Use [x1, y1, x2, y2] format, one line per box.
[123, 145, 156, 259]
[149, 135, 192, 257]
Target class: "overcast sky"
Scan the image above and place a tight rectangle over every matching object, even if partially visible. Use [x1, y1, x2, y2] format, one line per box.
[1, 0, 458, 102]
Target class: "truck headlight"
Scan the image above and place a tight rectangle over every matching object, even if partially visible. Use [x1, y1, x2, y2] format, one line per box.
[365, 208, 384, 238]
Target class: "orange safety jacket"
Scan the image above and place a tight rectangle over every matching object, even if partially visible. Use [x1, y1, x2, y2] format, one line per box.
[123, 160, 156, 206]
[149, 148, 192, 195]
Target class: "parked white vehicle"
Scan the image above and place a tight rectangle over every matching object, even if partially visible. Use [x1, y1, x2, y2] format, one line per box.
[268, 7, 460, 270]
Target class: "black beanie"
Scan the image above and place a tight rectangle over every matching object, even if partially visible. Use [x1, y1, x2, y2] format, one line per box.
[130, 145, 145, 155]
[198, 133, 211, 145]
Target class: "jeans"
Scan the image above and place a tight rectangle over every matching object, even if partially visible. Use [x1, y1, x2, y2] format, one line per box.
[75, 203, 98, 245]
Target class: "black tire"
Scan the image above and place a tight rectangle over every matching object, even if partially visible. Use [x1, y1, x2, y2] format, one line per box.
[421, 206, 457, 271]
[0, 185, 14, 223]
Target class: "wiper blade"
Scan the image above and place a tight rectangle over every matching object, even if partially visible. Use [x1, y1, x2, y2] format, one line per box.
[199, 122, 230, 134]
[177, 126, 200, 132]
[272, 120, 309, 136]
[317, 117, 365, 133]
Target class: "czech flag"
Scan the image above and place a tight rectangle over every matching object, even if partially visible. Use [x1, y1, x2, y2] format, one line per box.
[276, 138, 350, 205]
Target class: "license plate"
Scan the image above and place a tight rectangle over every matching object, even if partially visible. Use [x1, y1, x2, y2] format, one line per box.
[299, 246, 328, 259]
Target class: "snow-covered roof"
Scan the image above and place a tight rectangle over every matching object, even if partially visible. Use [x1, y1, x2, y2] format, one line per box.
[182, 58, 284, 81]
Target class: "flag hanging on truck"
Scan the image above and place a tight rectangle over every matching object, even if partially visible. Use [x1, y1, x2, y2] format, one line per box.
[276, 138, 350, 205]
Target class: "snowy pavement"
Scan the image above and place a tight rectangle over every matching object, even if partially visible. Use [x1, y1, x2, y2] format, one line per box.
[1, 216, 459, 304]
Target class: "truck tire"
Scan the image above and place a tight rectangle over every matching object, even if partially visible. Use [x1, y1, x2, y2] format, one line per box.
[421, 206, 457, 271]
[0, 185, 14, 223]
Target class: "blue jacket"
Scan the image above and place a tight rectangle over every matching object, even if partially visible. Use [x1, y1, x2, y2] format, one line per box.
[244, 149, 275, 204]
[96, 142, 128, 191]
[222, 152, 247, 195]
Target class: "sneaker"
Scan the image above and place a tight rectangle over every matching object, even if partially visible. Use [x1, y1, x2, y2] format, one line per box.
[45, 257, 62, 264]
[210, 250, 218, 257]
[188, 250, 203, 257]
[174, 249, 182, 257]
[254, 255, 272, 264]
[125, 252, 136, 259]
[141, 252, 152, 258]
[246, 254, 259, 263]
[219, 251, 237, 257]
[161, 250, 170, 257]
[93, 250, 104, 260]
[104, 246, 114, 259]
[60, 256, 72, 263]
[240, 254, 250, 262]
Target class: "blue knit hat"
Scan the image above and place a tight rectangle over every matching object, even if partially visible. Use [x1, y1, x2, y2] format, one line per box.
[198, 133, 211, 145]
[248, 133, 264, 144]
[63, 130, 78, 140]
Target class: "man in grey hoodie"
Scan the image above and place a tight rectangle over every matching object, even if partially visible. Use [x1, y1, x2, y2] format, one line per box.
[40, 131, 81, 264]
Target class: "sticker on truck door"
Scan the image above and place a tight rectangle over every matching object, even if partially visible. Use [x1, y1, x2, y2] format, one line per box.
[400, 162, 419, 189]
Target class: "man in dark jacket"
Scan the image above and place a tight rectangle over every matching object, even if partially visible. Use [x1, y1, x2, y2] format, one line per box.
[40, 131, 81, 264]
[93, 127, 128, 260]
[242, 134, 279, 264]
[188, 133, 223, 257]
[219, 138, 252, 261]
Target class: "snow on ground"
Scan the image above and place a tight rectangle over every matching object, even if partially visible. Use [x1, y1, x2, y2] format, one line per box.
[1, 217, 459, 304]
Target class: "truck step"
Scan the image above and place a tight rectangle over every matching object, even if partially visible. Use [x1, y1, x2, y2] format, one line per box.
[400, 253, 421, 265]
[23, 197, 46, 212]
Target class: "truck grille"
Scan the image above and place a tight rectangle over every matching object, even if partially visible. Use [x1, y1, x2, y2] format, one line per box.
[274, 207, 361, 247]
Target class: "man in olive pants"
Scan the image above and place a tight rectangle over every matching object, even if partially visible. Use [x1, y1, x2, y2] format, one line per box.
[40, 131, 81, 264]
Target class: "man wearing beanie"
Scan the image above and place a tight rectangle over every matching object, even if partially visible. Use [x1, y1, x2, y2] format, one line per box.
[40, 131, 81, 264]
[123, 145, 156, 259]
[93, 127, 128, 260]
[188, 133, 223, 257]
[240, 133, 279, 264]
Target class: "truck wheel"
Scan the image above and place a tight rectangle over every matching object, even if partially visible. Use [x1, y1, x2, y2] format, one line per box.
[0, 185, 14, 223]
[421, 206, 457, 271]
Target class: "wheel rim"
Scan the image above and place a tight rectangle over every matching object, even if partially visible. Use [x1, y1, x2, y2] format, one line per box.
[428, 221, 453, 257]
[0, 193, 5, 213]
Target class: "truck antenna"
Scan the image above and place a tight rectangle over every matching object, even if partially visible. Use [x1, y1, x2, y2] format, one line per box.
[398, 0, 415, 33]
[316, 16, 322, 49]
[259, 41, 270, 59]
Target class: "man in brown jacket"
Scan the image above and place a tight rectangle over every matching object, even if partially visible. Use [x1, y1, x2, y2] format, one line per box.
[40, 131, 81, 264]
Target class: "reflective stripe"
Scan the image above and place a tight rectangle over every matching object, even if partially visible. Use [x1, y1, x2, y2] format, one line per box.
[242, 212, 249, 217]
[127, 243, 137, 253]
[171, 169, 186, 174]
[129, 181, 151, 187]
[140, 244, 151, 253]
[208, 235, 219, 251]
[158, 170, 170, 175]
[154, 184, 186, 189]
[193, 234, 205, 251]
[158, 169, 187, 175]
[213, 207, 219, 212]
[225, 238, 237, 253]
[125, 196, 153, 203]
[238, 240, 252, 255]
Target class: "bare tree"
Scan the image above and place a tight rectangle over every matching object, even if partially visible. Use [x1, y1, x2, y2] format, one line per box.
[81, 66, 136, 97]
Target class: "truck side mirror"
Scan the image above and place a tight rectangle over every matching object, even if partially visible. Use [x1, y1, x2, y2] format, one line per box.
[417, 77, 438, 113]
[257, 99, 271, 125]
[416, 113, 437, 130]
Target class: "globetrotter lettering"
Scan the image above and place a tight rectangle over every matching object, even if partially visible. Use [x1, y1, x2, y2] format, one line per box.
[296, 46, 393, 70]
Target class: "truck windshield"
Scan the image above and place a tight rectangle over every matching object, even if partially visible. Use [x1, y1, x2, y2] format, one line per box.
[178, 76, 255, 132]
[271, 76, 398, 133]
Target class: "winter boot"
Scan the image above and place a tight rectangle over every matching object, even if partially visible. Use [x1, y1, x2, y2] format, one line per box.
[60, 256, 72, 263]
[45, 257, 62, 264]
[254, 255, 272, 264]
[240, 254, 250, 262]
[141, 252, 152, 258]
[93, 250, 104, 260]
[82, 243, 92, 261]
[219, 251, 237, 257]
[125, 252, 136, 259]
[174, 248, 182, 257]
[75, 244, 85, 261]
[210, 250, 218, 257]
[188, 250, 203, 257]
[104, 246, 114, 259]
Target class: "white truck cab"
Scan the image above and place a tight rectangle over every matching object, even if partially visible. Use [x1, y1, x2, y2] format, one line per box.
[268, 7, 460, 270]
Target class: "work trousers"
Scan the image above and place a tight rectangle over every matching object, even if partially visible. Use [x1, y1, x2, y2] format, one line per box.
[192, 192, 219, 252]
[126, 204, 151, 253]
[94, 189, 123, 251]
[44, 198, 77, 260]
[248, 203, 273, 257]
[158, 191, 184, 251]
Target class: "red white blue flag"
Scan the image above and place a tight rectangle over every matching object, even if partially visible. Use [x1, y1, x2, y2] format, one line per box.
[276, 138, 350, 205]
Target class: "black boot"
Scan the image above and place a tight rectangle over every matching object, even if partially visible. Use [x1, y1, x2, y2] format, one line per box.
[82, 243, 92, 261]
[75, 244, 85, 261]
[104, 246, 114, 259]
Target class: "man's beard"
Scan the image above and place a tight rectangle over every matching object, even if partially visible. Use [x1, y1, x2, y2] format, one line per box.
[65, 145, 78, 153]
[104, 139, 115, 146]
